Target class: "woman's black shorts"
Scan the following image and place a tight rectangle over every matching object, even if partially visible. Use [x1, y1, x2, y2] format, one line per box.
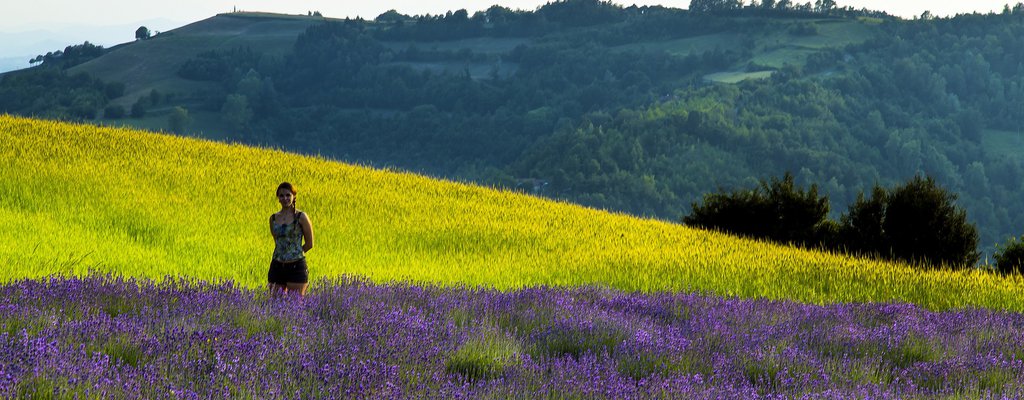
[268, 258, 308, 285]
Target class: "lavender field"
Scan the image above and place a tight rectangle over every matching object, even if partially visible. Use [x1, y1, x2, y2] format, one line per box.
[3, 275, 1023, 399]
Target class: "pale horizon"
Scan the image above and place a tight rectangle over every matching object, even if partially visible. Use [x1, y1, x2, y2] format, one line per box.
[2, 0, 1016, 30]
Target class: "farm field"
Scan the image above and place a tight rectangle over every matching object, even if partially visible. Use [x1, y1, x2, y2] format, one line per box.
[4, 116, 1024, 397]
[2, 115, 1024, 311]
[703, 70, 774, 83]
[4, 275, 1024, 398]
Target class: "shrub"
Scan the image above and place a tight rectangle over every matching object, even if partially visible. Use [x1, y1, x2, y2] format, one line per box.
[840, 176, 979, 269]
[993, 236, 1024, 275]
[445, 331, 521, 381]
[683, 172, 831, 248]
[104, 104, 125, 119]
[130, 99, 147, 118]
[167, 106, 192, 132]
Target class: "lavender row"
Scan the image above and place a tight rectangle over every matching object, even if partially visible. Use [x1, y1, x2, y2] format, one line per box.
[2, 275, 1023, 399]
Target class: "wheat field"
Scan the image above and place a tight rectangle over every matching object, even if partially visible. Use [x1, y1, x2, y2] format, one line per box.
[2, 114, 1022, 311]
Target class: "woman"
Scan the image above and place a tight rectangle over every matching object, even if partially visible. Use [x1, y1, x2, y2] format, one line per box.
[269, 182, 314, 296]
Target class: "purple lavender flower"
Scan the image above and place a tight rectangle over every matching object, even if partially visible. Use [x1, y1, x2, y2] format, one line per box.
[1, 275, 1023, 398]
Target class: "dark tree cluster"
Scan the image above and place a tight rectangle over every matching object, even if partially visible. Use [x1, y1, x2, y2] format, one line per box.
[994, 237, 1024, 275]
[374, 0, 629, 41]
[683, 173, 832, 248]
[0, 67, 119, 120]
[839, 176, 979, 268]
[29, 41, 105, 69]
[685, 174, 981, 269]
[177, 47, 263, 83]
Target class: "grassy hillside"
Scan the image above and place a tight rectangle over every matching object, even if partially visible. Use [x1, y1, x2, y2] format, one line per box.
[66, 13, 326, 126]
[2, 115, 1023, 311]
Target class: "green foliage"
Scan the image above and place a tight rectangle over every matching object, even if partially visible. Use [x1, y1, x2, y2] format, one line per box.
[104, 82, 125, 99]
[788, 22, 820, 36]
[168, 106, 192, 132]
[994, 236, 1024, 275]
[130, 98, 147, 118]
[136, 26, 151, 40]
[684, 172, 831, 248]
[532, 319, 628, 359]
[841, 176, 980, 269]
[30, 41, 105, 69]
[536, 0, 625, 27]
[177, 47, 262, 83]
[445, 330, 522, 381]
[689, 0, 744, 14]
[104, 104, 125, 119]
[221, 94, 253, 129]
[684, 173, 980, 268]
[0, 67, 113, 120]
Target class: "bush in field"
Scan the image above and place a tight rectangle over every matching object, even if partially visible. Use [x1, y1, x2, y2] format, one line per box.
[104, 104, 125, 119]
[841, 176, 979, 269]
[168, 106, 192, 132]
[683, 172, 831, 248]
[130, 98, 147, 118]
[994, 236, 1024, 275]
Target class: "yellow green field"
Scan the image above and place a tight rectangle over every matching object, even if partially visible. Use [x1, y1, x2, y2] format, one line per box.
[2, 115, 1023, 311]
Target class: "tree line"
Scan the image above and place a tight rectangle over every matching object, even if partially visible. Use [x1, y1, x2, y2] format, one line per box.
[685, 172, 1024, 273]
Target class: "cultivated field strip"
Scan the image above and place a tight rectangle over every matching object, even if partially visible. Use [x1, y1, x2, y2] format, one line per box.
[2, 115, 1023, 311]
[5, 276, 1024, 398]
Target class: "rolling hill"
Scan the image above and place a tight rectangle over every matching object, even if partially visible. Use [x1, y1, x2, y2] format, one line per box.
[68, 12, 326, 109]
[2, 114, 1022, 311]
[53, 10, 882, 135]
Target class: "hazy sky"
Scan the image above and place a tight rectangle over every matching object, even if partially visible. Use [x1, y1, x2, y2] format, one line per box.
[1, 0, 1015, 30]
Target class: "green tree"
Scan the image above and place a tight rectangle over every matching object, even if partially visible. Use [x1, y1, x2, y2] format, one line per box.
[104, 104, 125, 119]
[135, 26, 151, 40]
[689, 0, 743, 14]
[168, 106, 192, 132]
[221, 94, 252, 129]
[683, 172, 831, 247]
[841, 176, 979, 269]
[993, 236, 1024, 275]
[149, 89, 163, 106]
[130, 98, 147, 118]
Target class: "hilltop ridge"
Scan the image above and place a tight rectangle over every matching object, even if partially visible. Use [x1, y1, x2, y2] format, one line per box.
[68, 12, 325, 110]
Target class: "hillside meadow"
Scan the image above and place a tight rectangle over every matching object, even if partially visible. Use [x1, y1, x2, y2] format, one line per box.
[2, 115, 1023, 311]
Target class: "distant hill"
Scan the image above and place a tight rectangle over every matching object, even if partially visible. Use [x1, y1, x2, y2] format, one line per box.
[60, 12, 328, 133]
[0, 56, 28, 74]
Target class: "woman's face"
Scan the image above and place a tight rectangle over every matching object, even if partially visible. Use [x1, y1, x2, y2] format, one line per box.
[277, 189, 294, 208]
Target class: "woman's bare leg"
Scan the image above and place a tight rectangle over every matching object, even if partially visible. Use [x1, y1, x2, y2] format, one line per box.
[285, 282, 308, 297]
[269, 283, 287, 295]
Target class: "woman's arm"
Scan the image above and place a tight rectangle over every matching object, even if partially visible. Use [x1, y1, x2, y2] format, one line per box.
[269, 214, 276, 238]
[300, 212, 314, 253]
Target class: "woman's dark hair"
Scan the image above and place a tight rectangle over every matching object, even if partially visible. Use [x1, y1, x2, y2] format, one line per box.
[277, 182, 297, 214]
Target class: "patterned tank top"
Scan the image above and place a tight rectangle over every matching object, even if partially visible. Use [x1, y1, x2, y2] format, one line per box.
[271, 211, 305, 262]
